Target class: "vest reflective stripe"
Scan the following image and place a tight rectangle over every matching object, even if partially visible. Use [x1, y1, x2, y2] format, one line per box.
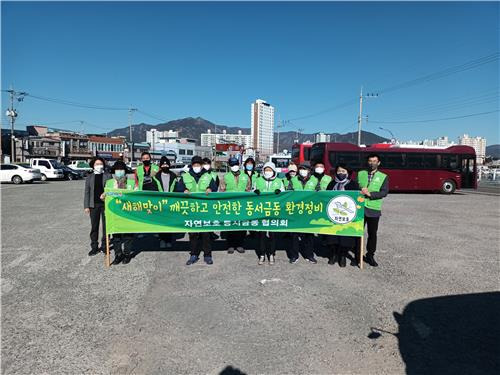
[105, 178, 136, 190]
[255, 176, 283, 192]
[181, 172, 212, 192]
[357, 170, 387, 211]
[290, 176, 317, 191]
[224, 172, 249, 192]
[136, 164, 160, 190]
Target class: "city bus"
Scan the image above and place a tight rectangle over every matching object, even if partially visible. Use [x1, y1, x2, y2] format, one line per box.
[268, 153, 291, 174]
[291, 142, 313, 166]
[309, 142, 477, 193]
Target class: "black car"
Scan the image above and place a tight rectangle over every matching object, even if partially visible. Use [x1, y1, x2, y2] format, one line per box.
[60, 165, 84, 180]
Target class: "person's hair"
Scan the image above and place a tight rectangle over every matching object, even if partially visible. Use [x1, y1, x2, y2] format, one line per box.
[334, 163, 352, 176]
[367, 153, 380, 161]
[89, 156, 105, 168]
[313, 160, 324, 167]
[202, 157, 211, 164]
[112, 160, 127, 173]
[141, 151, 151, 159]
[244, 157, 255, 165]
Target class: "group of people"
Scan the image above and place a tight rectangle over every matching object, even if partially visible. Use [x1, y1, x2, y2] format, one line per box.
[83, 152, 388, 268]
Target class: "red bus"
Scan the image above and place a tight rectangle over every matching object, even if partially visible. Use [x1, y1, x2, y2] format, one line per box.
[291, 142, 313, 166]
[309, 142, 477, 193]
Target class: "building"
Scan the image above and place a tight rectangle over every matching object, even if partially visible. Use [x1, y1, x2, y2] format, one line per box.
[88, 135, 126, 160]
[251, 99, 275, 159]
[146, 129, 179, 145]
[459, 134, 487, 164]
[315, 132, 331, 143]
[200, 129, 252, 148]
[150, 137, 212, 165]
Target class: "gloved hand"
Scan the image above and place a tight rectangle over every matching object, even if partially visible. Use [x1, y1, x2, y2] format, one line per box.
[254, 189, 261, 195]
[274, 189, 281, 195]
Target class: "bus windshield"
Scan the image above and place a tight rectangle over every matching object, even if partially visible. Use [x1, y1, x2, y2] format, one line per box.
[271, 158, 290, 168]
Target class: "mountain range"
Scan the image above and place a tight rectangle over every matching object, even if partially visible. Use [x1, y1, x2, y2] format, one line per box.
[108, 116, 389, 150]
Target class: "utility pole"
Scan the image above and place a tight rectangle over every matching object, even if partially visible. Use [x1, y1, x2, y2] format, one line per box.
[128, 108, 137, 162]
[276, 116, 281, 154]
[357, 86, 378, 146]
[5, 87, 26, 162]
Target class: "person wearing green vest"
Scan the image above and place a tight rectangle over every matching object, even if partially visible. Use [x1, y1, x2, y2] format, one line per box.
[202, 157, 220, 190]
[103, 160, 137, 265]
[155, 156, 180, 249]
[176, 156, 218, 265]
[357, 153, 389, 267]
[134, 151, 161, 191]
[222, 157, 252, 254]
[311, 160, 333, 191]
[253, 161, 284, 265]
[243, 157, 260, 186]
[286, 164, 318, 264]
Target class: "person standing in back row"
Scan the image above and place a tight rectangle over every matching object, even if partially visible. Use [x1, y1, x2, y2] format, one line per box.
[155, 156, 179, 249]
[357, 154, 389, 267]
[135, 151, 160, 191]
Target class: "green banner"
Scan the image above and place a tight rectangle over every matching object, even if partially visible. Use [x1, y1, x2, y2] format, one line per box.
[104, 190, 365, 236]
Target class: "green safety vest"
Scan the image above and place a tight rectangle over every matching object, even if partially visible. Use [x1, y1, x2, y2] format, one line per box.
[136, 164, 160, 190]
[357, 170, 387, 211]
[316, 174, 332, 191]
[290, 175, 317, 191]
[254, 176, 284, 192]
[209, 170, 218, 181]
[181, 172, 213, 192]
[105, 178, 137, 191]
[224, 172, 250, 192]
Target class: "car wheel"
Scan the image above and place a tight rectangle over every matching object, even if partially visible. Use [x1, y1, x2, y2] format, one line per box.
[441, 180, 456, 194]
[41, 174, 47, 181]
[12, 175, 23, 184]
[68, 174, 74, 181]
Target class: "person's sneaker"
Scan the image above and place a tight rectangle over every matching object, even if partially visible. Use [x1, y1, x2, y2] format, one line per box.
[204, 256, 213, 265]
[186, 255, 199, 265]
[88, 248, 100, 256]
[328, 257, 336, 265]
[166, 242, 173, 249]
[121, 255, 132, 265]
[159, 240, 167, 249]
[269, 255, 275, 265]
[227, 247, 235, 254]
[236, 246, 245, 253]
[258, 256, 266, 265]
[306, 257, 317, 264]
[289, 257, 299, 264]
[364, 254, 379, 267]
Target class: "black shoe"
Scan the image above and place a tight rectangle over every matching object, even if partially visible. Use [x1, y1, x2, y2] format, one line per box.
[111, 254, 124, 265]
[339, 254, 347, 268]
[364, 254, 379, 267]
[121, 255, 132, 265]
[88, 249, 100, 256]
[306, 257, 317, 264]
[328, 257, 335, 265]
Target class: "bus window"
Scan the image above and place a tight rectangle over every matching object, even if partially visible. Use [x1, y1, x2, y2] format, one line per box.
[406, 153, 424, 168]
[330, 152, 361, 170]
[310, 144, 325, 163]
[380, 153, 406, 169]
[271, 158, 290, 168]
[422, 154, 438, 169]
[440, 154, 459, 171]
[292, 147, 300, 160]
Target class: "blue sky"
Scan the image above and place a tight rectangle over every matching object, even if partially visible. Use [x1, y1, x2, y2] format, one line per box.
[2, 1, 499, 144]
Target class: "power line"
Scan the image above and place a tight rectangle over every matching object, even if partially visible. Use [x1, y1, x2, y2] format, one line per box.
[19, 92, 130, 111]
[369, 109, 499, 124]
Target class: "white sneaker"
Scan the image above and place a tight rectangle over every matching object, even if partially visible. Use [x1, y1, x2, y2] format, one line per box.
[258, 256, 265, 265]
[228, 247, 235, 254]
[236, 246, 245, 253]
[269, 255, 275, 265]
[159, 240, 166, 249]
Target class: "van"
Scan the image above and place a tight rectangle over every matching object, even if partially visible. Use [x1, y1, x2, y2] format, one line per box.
[29, 159, 64, 181]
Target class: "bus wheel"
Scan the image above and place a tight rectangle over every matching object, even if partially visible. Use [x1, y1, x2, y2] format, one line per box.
[441, 180, 456, 194]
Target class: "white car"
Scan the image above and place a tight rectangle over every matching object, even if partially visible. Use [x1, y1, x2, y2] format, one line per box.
[29, 159, 64, 181]
[68, 160, 93, 175]
[0, 164, 42, 184]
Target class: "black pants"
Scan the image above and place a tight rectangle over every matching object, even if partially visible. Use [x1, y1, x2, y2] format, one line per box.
[112, 234, 133, 256]
[364, 216, 380, 255]
[189, 233, 212, 257]
[89, 205, 105, 251]
[289, 233, 314, 259]
[226, 231, 246, 248]
[159, 233, 173, 243]
[256, 232, 276, 258]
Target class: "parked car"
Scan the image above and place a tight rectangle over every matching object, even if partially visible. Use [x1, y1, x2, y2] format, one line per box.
[0, 163, 42, 184]
[59, 164, 84, 180]
[67, 160, 93, 175]
[29, 159, 64, 181]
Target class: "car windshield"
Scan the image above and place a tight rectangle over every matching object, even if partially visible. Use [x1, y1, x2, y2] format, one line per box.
[49, 160, 64, 169]
[18, 163, 31, 168]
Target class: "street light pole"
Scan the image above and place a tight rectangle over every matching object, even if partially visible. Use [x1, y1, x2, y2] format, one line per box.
[128, 108, 137, 162]
[378, 127, 396, 143]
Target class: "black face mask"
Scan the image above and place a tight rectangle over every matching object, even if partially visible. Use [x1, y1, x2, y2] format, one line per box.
[336, 173, 348, 180]
[161, 166, 169, 172]
[143, 160, 151, 166]
[368, 163, 378, 171]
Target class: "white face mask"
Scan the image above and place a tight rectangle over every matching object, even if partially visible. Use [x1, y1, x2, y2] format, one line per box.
[315, 167, 325, 174]
[94, 165, 104, 174]
[264, 171, 274, 179]
[230, 165, 240, 172]
[192, 166, 202, 174]
[299, 169, 308, 177]
[203, 164, 211, 170]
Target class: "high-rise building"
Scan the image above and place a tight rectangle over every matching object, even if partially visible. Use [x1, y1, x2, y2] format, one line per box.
[315, 132, 331, 143]
[458, 134, 487, 164]
[251, 99, 274, 158]
[146, 129, 179, 144]
[200, 129, 252, 148]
